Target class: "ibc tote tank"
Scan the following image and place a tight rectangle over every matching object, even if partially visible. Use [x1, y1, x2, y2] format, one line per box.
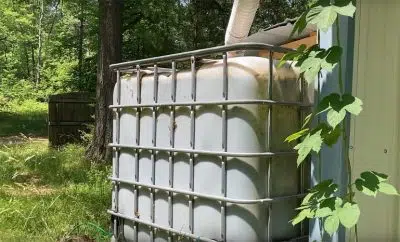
[110, 53, 310, 242]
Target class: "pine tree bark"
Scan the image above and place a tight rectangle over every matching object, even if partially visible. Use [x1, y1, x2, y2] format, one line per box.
[78, 1, 84, 81]
[36, 0, 44, 87]
[31, 43, 36, 82]
[86, 0, 123, 162]
[24, 43, 30, 77]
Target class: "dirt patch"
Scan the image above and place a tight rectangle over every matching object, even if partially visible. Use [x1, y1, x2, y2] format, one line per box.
[0, 183, 55, 197]
[0, 134, 47, 145]
[58, 235, 96, 242]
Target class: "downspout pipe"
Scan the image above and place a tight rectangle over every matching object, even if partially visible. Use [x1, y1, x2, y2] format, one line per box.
[225, 0, 260, 48]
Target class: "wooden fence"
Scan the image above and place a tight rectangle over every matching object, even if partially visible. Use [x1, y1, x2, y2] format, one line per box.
[48, 92, 95, 146]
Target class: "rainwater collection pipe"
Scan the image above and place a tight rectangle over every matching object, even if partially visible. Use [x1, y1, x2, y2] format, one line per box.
[224, 0, 260, 47]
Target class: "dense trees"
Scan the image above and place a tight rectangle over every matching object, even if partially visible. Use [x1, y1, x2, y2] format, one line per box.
[0, 0, 308, 160]
[0, 0, 98, 101]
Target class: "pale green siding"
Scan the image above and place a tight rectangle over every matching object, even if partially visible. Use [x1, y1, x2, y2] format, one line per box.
[350, 0, 400, 240]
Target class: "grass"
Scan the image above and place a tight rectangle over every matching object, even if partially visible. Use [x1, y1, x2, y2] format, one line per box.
[0, 99, 48, 137]
[0, 99, 112, 242]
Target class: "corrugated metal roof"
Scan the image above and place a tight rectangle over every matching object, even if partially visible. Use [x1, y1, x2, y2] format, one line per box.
[241, 18, 317, 46]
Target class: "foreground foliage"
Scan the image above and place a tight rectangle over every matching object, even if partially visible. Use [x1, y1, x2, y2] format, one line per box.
[281, 0, 399, 240]
[0, 140, 111, 241]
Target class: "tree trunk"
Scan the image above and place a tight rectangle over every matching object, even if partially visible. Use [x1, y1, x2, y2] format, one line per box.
[31, 43, 36, 82]
[86, 0, 123, 162]
[78, 1, 84, 81]
[36, 0, 44, 87]
[24, 43, 30, 78]
[192, 0, 199, 49]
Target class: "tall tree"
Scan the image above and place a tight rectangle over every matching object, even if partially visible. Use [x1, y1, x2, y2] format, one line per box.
[86, 0, 123, 161]
[36, 0, 44, 86]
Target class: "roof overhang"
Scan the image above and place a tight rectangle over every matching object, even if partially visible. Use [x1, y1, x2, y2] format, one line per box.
[240, 18, 317, 46]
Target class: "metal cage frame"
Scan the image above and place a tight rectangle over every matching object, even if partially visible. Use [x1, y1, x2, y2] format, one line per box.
[108, 42, 311, 242]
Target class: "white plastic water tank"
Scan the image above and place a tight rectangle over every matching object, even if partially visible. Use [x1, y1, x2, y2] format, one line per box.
[110, 55, 310, 241]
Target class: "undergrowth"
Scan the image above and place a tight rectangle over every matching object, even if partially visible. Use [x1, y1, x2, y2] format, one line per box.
[0, 140, 112, 241]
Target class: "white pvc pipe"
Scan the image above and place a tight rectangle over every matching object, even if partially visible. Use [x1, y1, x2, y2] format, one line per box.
[224, 0, 260, 46]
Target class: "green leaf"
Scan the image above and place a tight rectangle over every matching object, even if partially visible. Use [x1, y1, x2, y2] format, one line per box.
[371, 171, 388, 182]
[295, 147, 310, 166]
[320, 197, 337, 210]
[290, 12, 308, 38]
[360, 171, 380, 191]
[355, 175, 378, 197]
[333, 1, 356, 17]
[301, 192, 316, 205]
[279, 44, 308, 68]
[295, 205, 311, 210]
[343, 95, 363, 115]
[324, 214, 340, 236]
[302, 113, 313, 128]
[291, 208, 312, 225]
[320, 59, 336, 71]
[285, 128, 309, 143]
[286, 45, 341, 84]
[378, 182, 399, 196]
[315, 207, 332, 218]
[324, 93, 342, 111]
[305, 0, 355, 35]
[306, 5, 323, 22]
[325, 46, 343, 65]
[304, 65, 321, 83]
[294, 130, 323, 166]
[361, 187, 377, 197]
[296, 44, 307, 53]
[311, 180, 338, 199]
[317, 94, 363, 129]
[323, 125, 342, 146]
[334, 197, 343, 209]
[309, 6, 337, 32]
[300, 56, 322, 83]
[327, 109, 346, 128]
[338, 202, 360, 228]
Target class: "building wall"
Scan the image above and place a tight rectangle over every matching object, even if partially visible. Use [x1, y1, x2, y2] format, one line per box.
[309, 15, 355, 242]
[350, 0, 400, 240]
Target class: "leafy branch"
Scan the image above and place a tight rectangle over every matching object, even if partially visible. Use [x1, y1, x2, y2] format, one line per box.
[281, 0, 399, 240]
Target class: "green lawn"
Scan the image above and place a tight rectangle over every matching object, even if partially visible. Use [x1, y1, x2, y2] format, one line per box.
[0, 100, 48, 137]
[0, 100, 112, 242]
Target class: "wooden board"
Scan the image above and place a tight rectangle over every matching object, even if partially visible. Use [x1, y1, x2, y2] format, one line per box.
[257, 32, 318, 60]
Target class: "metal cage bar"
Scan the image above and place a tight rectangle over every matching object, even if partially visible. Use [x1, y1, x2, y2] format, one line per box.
[220, 53, 228, 241]
[266, 50, 274, 242]
[167, 61, 177, 241]
[110, 43, 293, 69]
[109, 177, 306, 204]
[133, 65, 142, 241]
[112, 69, 121, 241]
[298, 70, 307, 237]
[150, 64, 159, 241]
[189, 56, 196, 235]
[108, 210, 309, 242]
[109, 99, 312, 109]
[108, 210, 217, 242]
[108, 144, 297, 157]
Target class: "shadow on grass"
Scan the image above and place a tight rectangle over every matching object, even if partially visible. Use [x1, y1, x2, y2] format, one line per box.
[0, 110, 48, 137]
[0, 141, 112, 241]
[0, 142, 110, 187]
[0, 180, 111, 241]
